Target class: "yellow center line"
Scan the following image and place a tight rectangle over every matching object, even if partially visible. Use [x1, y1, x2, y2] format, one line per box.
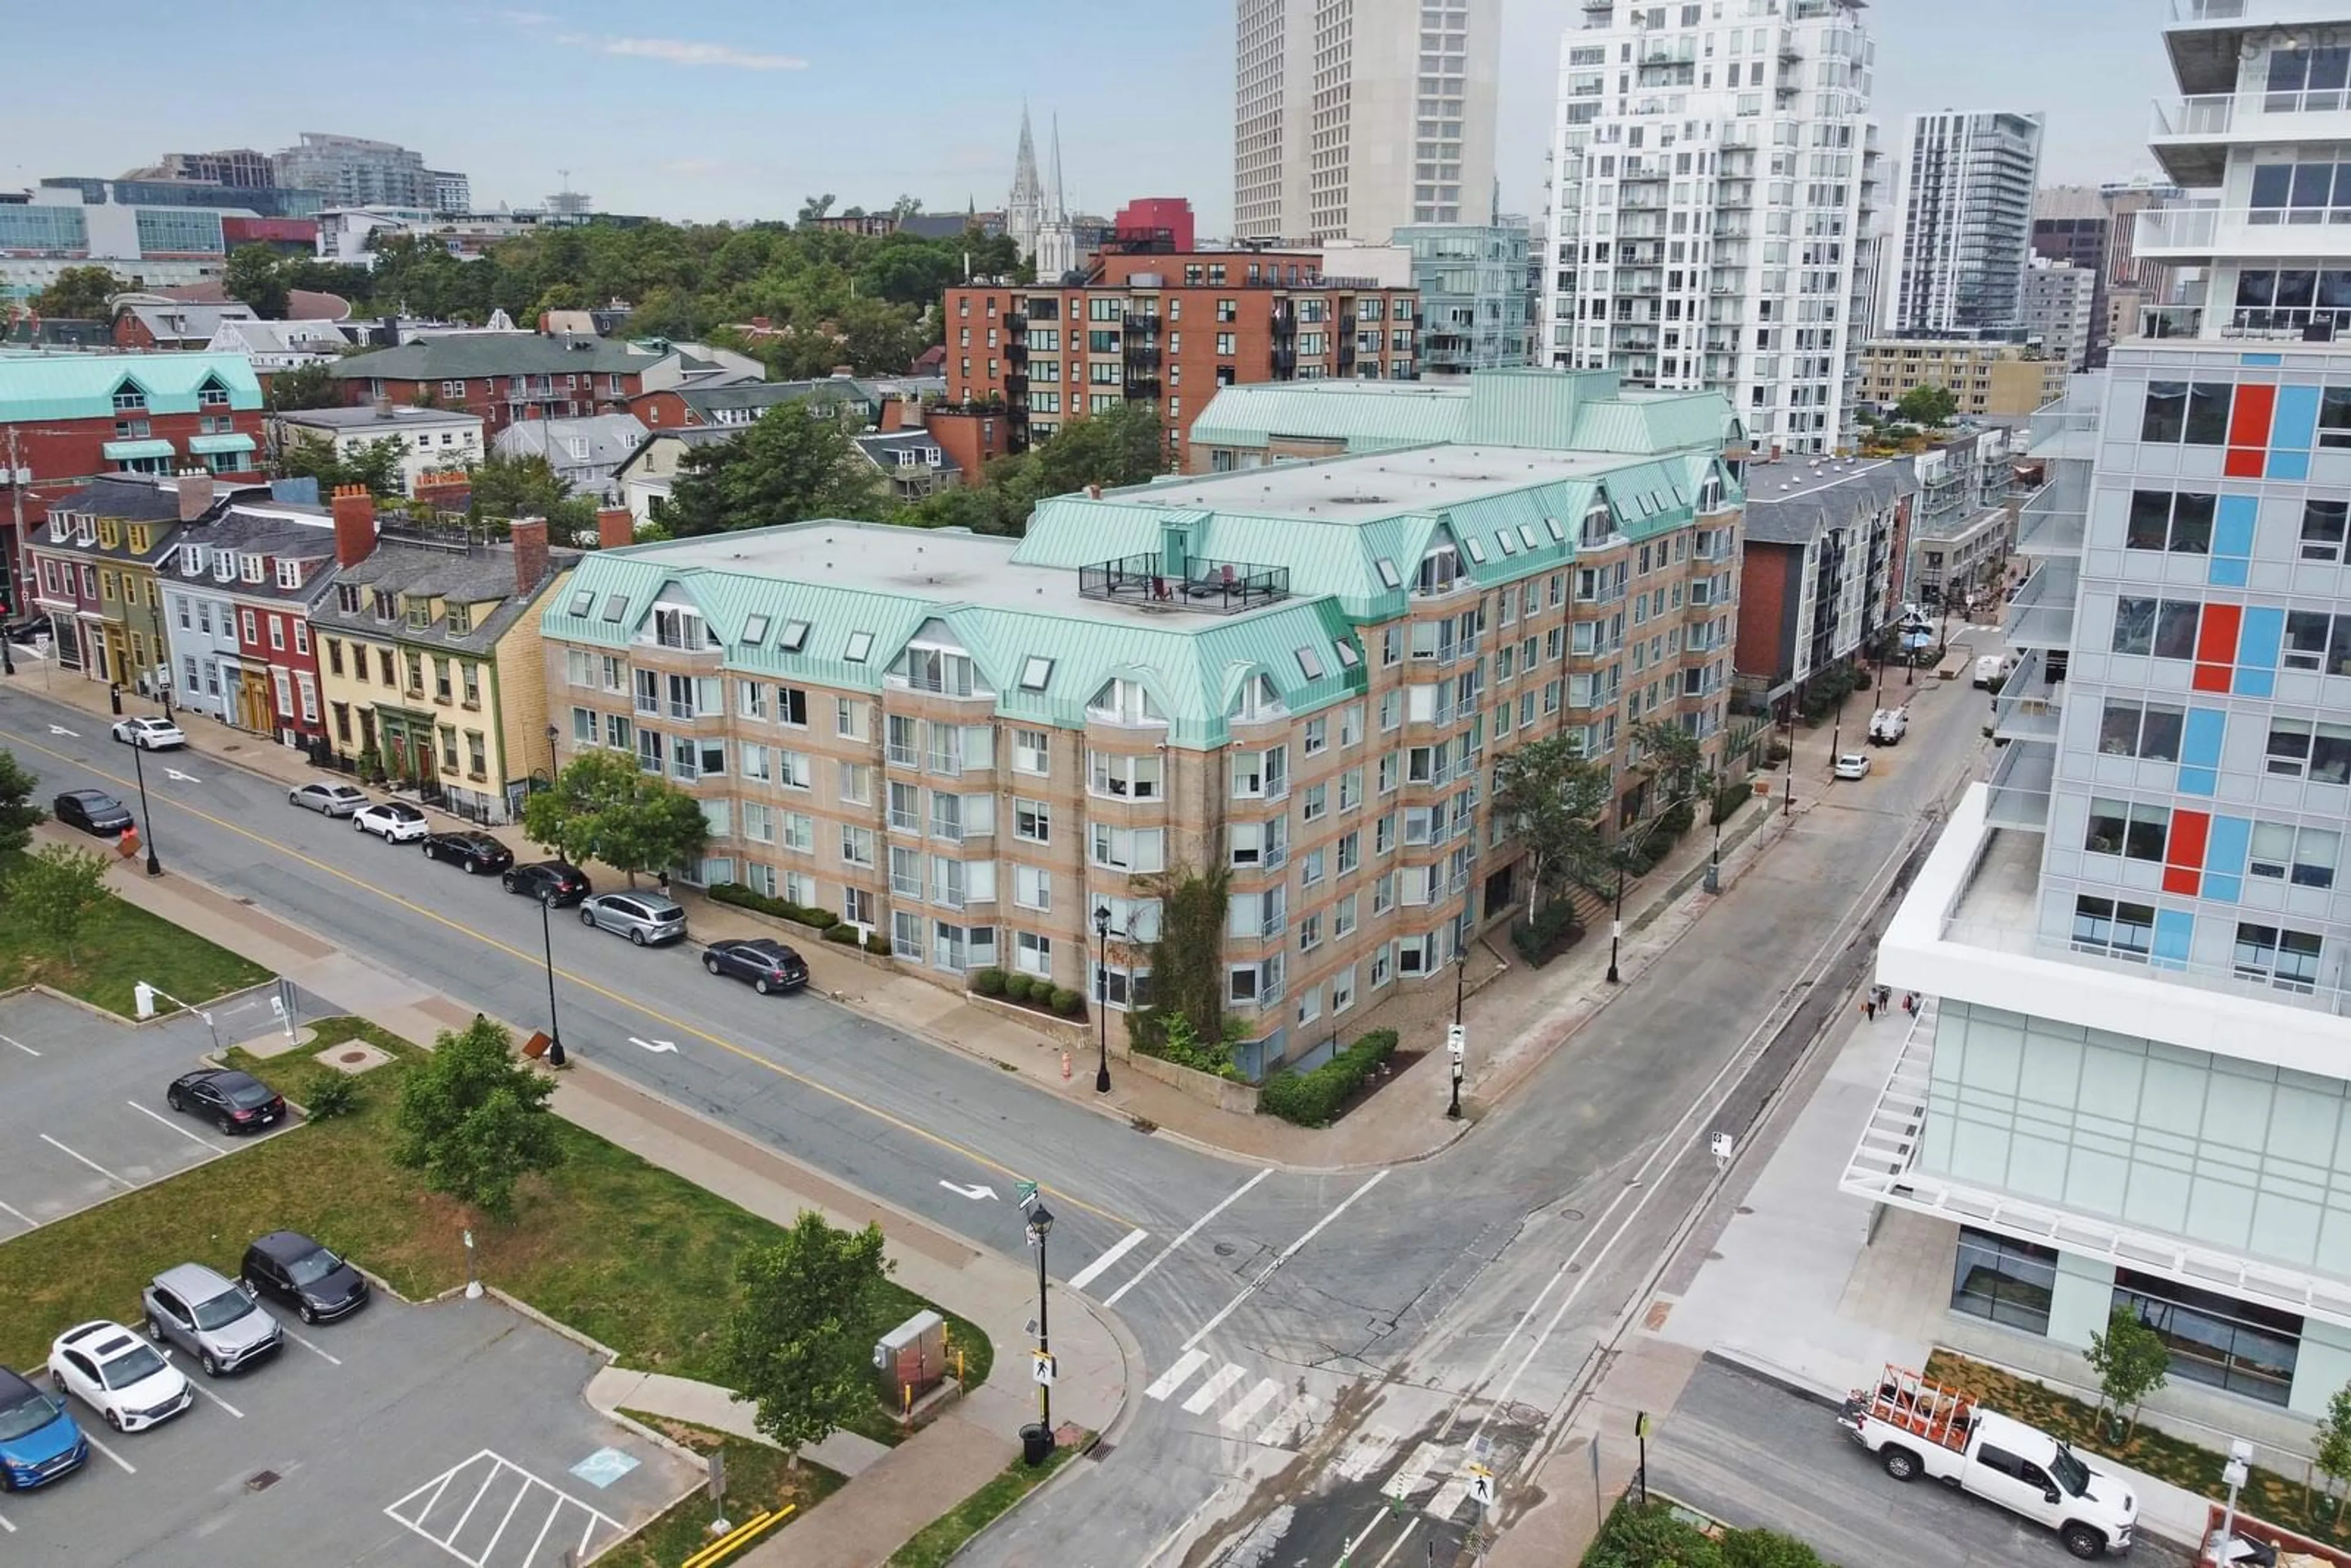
[1, 725, 1132, 1229]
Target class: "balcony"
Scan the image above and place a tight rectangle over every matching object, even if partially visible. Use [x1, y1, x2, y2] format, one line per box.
[2148, 90, 2351, 186]
[2128, 202, 2351, 262]
[1982, 737, 2055, 833]
[1125, 310, 1161, 336]
[2003, 559, 2079, 651]
[1006, 339, 1027, 364]
[2014, 465, 2087, 558]
[1123, 376, 1161, 399]
[1123, 343, 1161, 370]
[1005, 373, 1029, 395]
[1078, 552, 1291, 614]
[1990, 646, 2064, 743]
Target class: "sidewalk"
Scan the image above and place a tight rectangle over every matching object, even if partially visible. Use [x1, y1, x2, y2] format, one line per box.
[8, 659, 1821, 1166]
[35, 827, 1133, 1568]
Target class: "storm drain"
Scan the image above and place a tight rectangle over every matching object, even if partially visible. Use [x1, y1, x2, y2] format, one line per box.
[246, 1470, 280, 1492]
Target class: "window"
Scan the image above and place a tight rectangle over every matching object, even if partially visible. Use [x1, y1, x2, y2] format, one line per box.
[1950, 1227, 2056, 1335]
[779, 619, 810, 651]
[1013, 798, 1049, 842]
[2113, 1268, 2301, 1408]
[1231, 746, 1288, 798]
[2139, 380, 2232, 445]
[2304, 500, 2350, 563]
[1090, 823, 1164, 872]
[836, 697, 869, 740]
[781, 812, 814, 853]
[2084, 797, 2169, 861]
[1089, 751, 1161, 799]
[1228, 819, 1286, 869]
[1014, 864, 1051, 910]
[2267, 717, 2351, 784]
[2123, 490, 2214, 555]
[2110, 598, 2201, 660]
[842, 887, 874, 927]
[891, 911, 924, 962]
[2282, 610, 2351, 674]
[1301, 783, 1328, 822]
[2071, 895, 2156, 959]
[1337, 830, 1360, 874]
[1015, 931, 1052, 979]
[1089, 678, 1164, 724]
[2248, 822, 2339, 888]
[840, 825, 875, 867]
[1014, 729, 1049, 775]
[2097, 700, 2185, 762]
[1303, 716, 1328, 755]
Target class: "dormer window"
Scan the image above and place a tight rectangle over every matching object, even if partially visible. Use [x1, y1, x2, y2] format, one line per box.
[653, 606, 706, 650]
[1415, 543, 1461, 595]
[406, 596, 435, 629]
[181, 544, 207, 576]
[72, 514, 94, 545]
[1227, 673, 1283, 722]
[126, 526, 150, 555]
[97, 520, 120, 550]
[446, 602, 473, 636]
[276, 560, 301, 590]
[1089, 678, 1166, 726]
[214, 552, 236, 582]
[1580, 499, 1616, 548]
[337, 583, 361, 613]
[373, 589, 398, 621]
[198, 379, 229, 408]
[242, 555, 265, 584]
[111, 384, 147, 413]
[1697, 471, 1726, 513]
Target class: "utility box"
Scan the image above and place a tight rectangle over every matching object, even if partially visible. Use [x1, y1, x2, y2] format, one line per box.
[872, 1310, 947, 1402]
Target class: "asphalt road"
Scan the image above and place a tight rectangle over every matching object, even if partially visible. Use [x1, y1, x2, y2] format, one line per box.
[1648, 1356, 2194, 1568]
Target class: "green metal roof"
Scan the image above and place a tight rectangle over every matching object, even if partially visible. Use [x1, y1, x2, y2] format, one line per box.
[0, 351, 263, 423]
[186, 432, 256, 454]
[101, 438, 174, 460]
[1187, 384, 1470, 452]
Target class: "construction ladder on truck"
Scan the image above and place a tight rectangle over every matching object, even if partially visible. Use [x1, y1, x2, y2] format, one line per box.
[1862, 1364, 1976, 1454]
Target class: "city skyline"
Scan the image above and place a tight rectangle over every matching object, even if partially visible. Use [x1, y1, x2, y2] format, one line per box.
[2, 0, 2172, 234]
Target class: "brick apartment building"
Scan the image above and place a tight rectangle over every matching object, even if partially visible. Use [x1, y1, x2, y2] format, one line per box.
[942, 247, 1419, 472]
[327, 333, 658, 435]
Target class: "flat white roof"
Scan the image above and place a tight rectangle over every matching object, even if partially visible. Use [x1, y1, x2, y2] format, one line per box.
[1127, 443, 1629, 521]
[276, 406, 481, 429]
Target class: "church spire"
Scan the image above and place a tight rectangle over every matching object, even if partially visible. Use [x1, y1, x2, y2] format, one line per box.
[1048, 114, 1066, 222]
[1008, 103, 1045, 260]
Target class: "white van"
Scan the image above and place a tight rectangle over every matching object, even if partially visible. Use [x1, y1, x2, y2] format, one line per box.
[1973, 654, 2014, 689]
[1868, 707, 1909, 746]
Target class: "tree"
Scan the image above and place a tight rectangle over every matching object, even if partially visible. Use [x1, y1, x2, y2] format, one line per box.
[2084, 1304, 2170, 1441]
[31, 265, 125, 321]
[278, 432, 403, 496]
[718, 1212, 893, 1463]
[797, 193, 838, 223]
[2316, 1381, 2351, 1524]
[392, 1016, 563, 1221]
[660, 403, 886, 536]
[1491, 736, 1611, 913]
[890, 193, 923, 220]
[1894, 384, 1959, 429]
[266, 360, 340, 413]
[6, 843, 116, 964]
[224, 245, 289, 318]
[1630, 719, 1705, 805]
[0, 749, 43, 860]
[1128, 865, 1230, 1062]
[523, 748, 708, 887]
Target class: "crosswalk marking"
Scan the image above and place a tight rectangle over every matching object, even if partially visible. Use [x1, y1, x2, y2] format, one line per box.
[1336, 1424, 1406, 1483]
[1181, 1362, 1247, 1415]
[1067, 1228, 1149, 1292]
[1145, 1349, 1212, 1401]
[1385, 1441, 1446, 1501]
[1254, 1391, 1320, 1448]
[1220, 1377, 1283, 1432]
[1425, 1474, 1473, 1521]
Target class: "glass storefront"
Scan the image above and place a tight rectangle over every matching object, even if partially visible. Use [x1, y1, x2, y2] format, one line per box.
[1951, 1226, 2058, 1334]
[2113, 1269, 2301, 1408]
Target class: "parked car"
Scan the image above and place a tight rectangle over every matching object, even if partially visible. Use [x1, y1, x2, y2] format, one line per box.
[0, 1366, 87, 1491]
[140, 1263, 282, 1376]
[47, 1322, 192, 1433]
[579, 890, 687, 946]
[1867, 707, 1909, 746]
[1, 615, 46, 645]
[288, 781, 368, 817]
[110, 715, 185, 751]
[52, 789, 133, 836]
[352, 801, 429, 842]
[703, 937, 809, 995]
[1832, 752, 1873, 781]
[166, 1068, 287, 1135]
[240, 1231, 368, 1324]
[420, 831, 514, 876]
[501, 860, 592, 906]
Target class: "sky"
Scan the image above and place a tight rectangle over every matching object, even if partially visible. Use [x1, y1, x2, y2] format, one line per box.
[0, 0, 2171, 234]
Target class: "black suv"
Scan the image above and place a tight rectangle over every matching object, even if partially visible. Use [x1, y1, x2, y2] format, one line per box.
[702, 938, 809, 995]
[501, 860, 592, 906]
[419, 831, 514, 876]
[240, 1231, 368, 1324]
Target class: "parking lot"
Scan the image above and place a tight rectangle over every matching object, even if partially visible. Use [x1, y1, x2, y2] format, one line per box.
[1, 1287, 697, 1566]
[0, 989, 296, 1237]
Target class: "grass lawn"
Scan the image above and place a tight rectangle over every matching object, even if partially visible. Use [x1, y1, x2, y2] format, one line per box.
[1925, 1348, 2336, 1540]
[599, 1414, 844, 1568]
[0, 854, 270, 1016]
[886, 1436, 1090, 1568]
[0, 1016, 994, 1409]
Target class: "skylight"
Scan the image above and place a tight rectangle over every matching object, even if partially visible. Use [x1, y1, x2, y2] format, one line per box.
[1519, 523, 1542, 550]
[1019, 655, 1054, 692]
[1333, 638, 1360, 669]
[1295, 645, 1325, 679]
[1461, 537, 1487, 564]
[600, 594, 630, 623]
[568, 589, 594, 617]
[1545, 516, 1565, 541]
[843, 631, 874, 663]
[779, 620, 810, 652]
[1495, 531, 1518, 556]
[1374, 558, 1402, 590]
[741, 613, 770, 645]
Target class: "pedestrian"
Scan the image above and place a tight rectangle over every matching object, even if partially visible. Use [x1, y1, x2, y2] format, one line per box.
[658, 869, 670, 895]
[1904, 992, 1919, 1016]
[1864, 997, 1877, 1022]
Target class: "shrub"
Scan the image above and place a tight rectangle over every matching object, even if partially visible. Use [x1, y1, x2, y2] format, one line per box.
[863, 932, 890, 956]
[1711, 779, 1752, 827]
[306, 1075, 361, 1120]
[972, 967, 1007, 997]
[707, 880, 841, 932]
[1003, 972, 1034, 1003]
[1049, 986, 1083, 1018]
[1653, 798, 1696, 841]
[1259, 1029, 1399, 1127]
[823, 924, 859, 945]
[1764, 742, 1790, 765]
[1511, 902, 1586, 968]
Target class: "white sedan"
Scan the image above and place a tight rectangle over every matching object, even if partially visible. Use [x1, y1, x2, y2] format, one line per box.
[48, 1321, 192, 1433]
[1832, 752, 1873, 781]
[353, 801, 430, 842]
[111, 715, 186, 750]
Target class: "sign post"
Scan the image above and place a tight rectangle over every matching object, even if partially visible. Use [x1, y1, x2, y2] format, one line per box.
[1445, 1023, 1466, 1120]
[707, 1448, 728, 1536]
[1634, 1411, 1652, 1507]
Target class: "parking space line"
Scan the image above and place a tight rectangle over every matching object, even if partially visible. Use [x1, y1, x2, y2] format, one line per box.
[274, 1320, 343, 1367]
[389, 1449, 623, 1568]
[37, 1134, 127, 1188]
[446, 1461, 502, 1544]
[479, 1477, 531, 1564]
[0, 1199, 31, 1229]
[0, 1503, 14, 1532]
[125, 1100, 229, 1155]
[522, 1495, 563, 1566]
[80, 1430, 135, 1475]
[190, 1382, 244, 1419]
[0, 1032, 37, 1057]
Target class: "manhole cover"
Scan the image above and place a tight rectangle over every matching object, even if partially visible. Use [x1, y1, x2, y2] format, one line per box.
[246, 1470, 280, 1491]
[338, 1049, 369, 1064]
[1213, 1242, 1237, 1257]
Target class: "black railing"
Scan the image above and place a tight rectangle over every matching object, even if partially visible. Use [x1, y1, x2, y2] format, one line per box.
[1124, 377, 1161, 399]
[1124, 344, 1161, 369]
[1078, 552, 1291, 614]
[1007, 340, 1028, 363]
[1125, 311, 1161, 335]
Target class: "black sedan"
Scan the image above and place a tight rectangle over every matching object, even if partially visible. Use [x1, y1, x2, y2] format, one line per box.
[52, 789, 133, 836]
[501, 860, 592, 906]
[702, 938, 809, 996]
[240, 1231, 367, 1325]
[419, 831, 514, 876]
[166, 1069, 287, 1135]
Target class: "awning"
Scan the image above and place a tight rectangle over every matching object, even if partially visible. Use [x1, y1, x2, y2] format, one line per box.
[186, 433, 256, 455]
[102, 438, 174, 460]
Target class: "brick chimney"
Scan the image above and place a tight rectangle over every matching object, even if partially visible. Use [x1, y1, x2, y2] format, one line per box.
[330, 484, 376, 568]
[509, 516, 550, 595]
[175, 470, 216, 522]
[595, 506, 634, 550]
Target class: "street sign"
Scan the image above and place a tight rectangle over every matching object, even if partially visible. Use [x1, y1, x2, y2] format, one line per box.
[1032, 1352, 1057, 1386]
[1016, 1180, 1040, 1210]
[1445, 1023, 1465, 1062]
[1633, 1411, 1653, 1439]
[707, 1448, 726, 1501]
[1468, 1463, 1495, 1507]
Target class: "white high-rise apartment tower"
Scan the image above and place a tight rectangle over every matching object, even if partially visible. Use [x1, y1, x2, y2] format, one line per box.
[1856, 2, 2351, 1424]
[1885, 110, 2045, 336]
[1540, 0, 1880, 457]
[1233, 0, 1499, 244]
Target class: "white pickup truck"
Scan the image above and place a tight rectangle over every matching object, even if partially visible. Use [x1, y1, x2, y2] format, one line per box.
[1840, 1365, 2139, 1559]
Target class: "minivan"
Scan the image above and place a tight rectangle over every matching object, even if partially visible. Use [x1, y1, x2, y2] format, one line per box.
[579, 891, 688, 946]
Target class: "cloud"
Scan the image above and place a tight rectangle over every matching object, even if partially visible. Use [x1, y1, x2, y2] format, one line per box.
[555, 32, 808, 70]
[497, 9, 555, 24]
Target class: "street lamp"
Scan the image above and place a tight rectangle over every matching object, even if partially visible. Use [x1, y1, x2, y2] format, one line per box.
[1026, 1201, 1055, 1459]
[545, 722, 559, 786]
[1091, 905, 1112, 1093]
[127, 735, 162, 877]
[538, 894, 566, 1067]
[1782, 683, 1799, 816]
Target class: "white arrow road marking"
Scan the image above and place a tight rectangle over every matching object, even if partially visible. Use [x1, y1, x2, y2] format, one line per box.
[626, 1037, 678, 1054]
[163, 768, 202, 784]
[47, 724, 77, 737]
[937, 1180, 997, 1201]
